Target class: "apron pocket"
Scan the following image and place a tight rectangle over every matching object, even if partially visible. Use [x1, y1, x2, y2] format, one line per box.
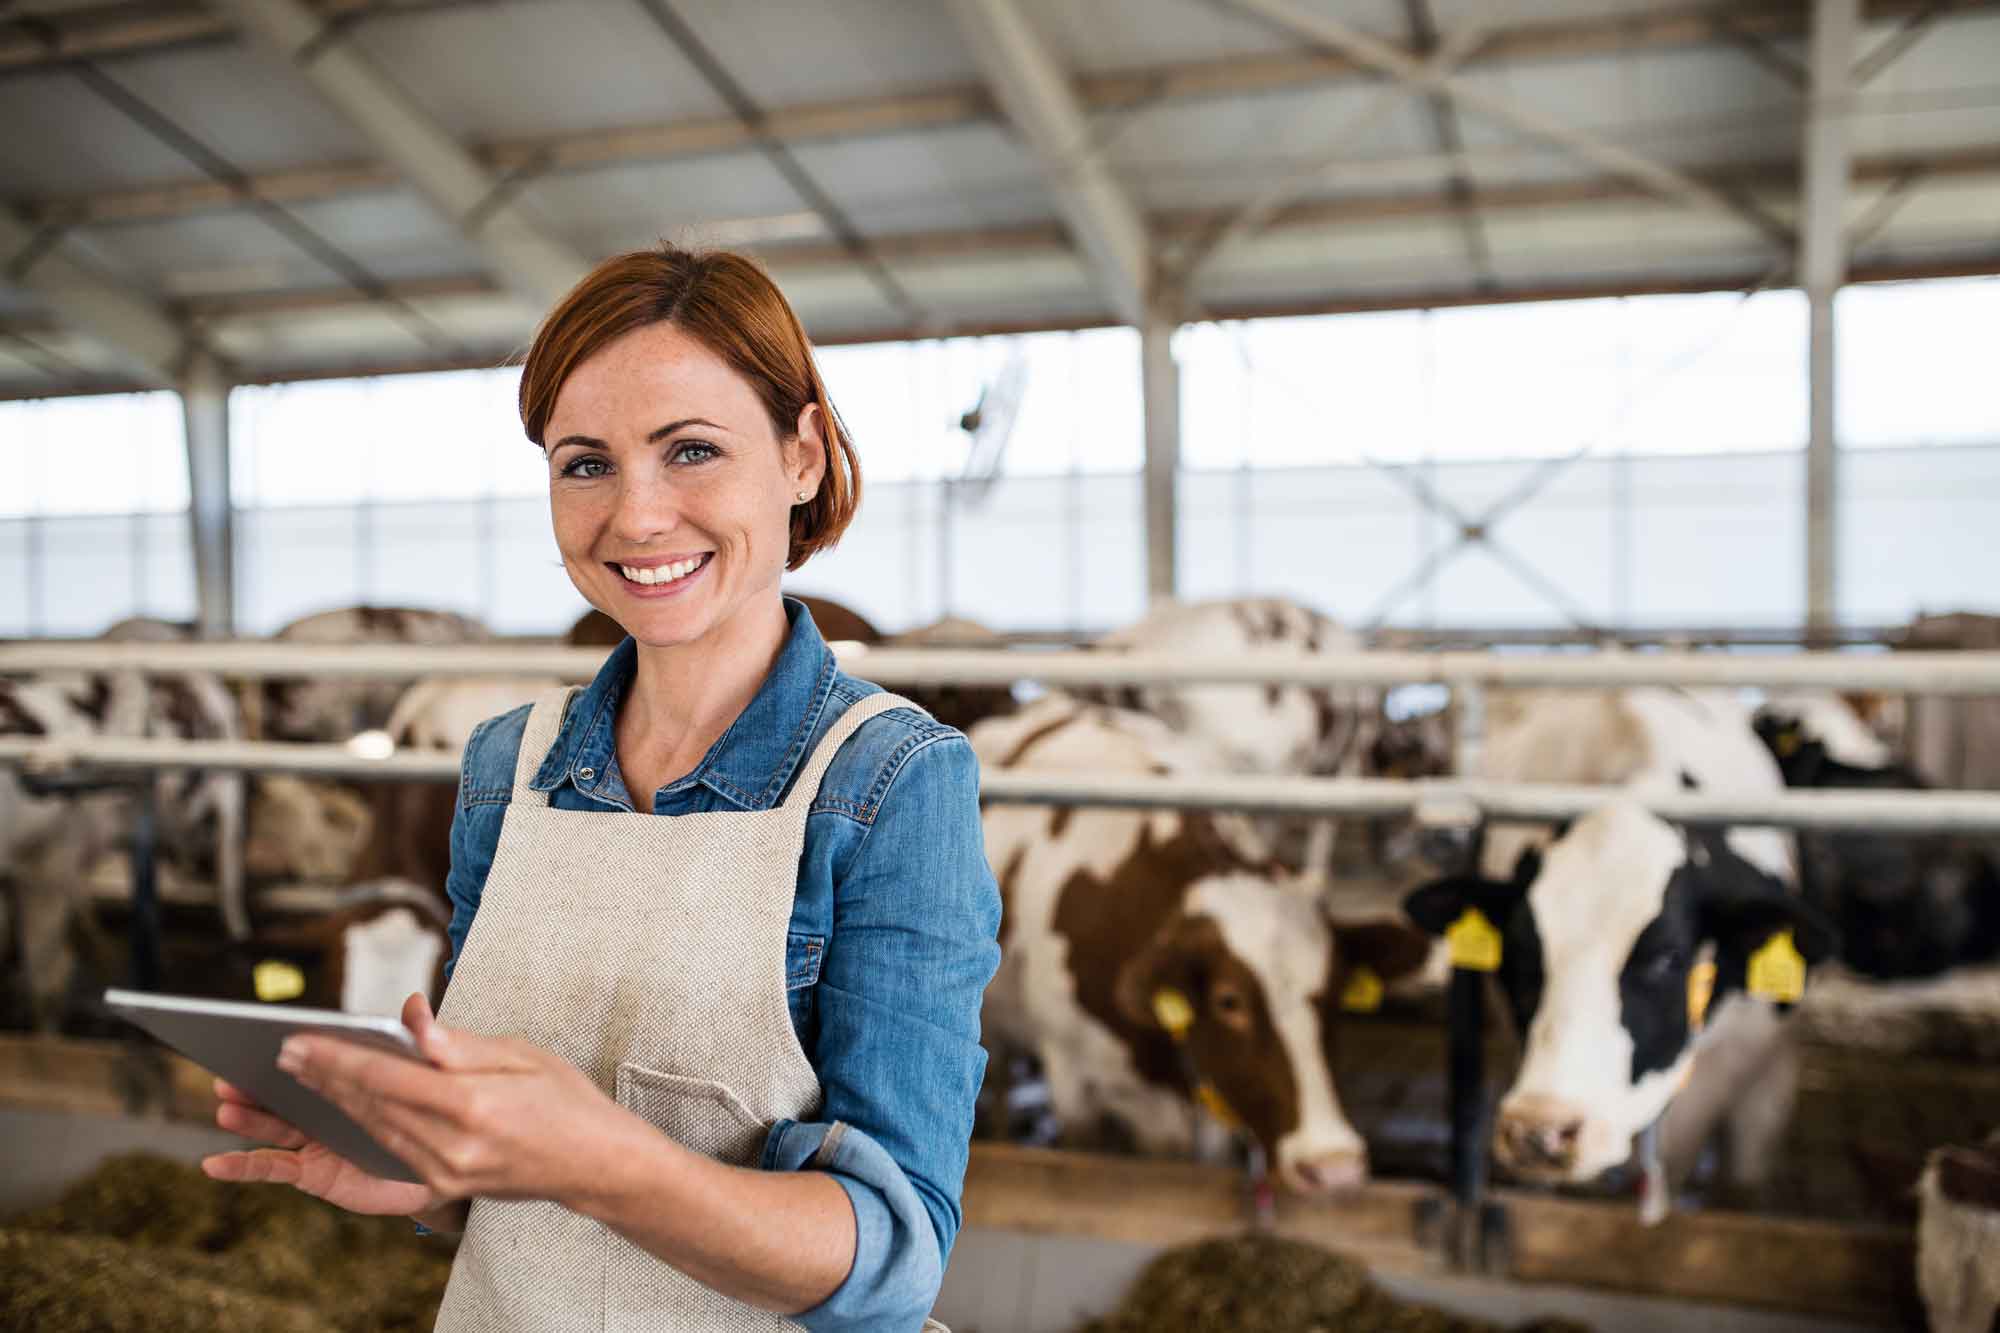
[615, 1063, 770, 1168]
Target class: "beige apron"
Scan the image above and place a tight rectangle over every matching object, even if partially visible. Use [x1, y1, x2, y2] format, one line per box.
[434, 685, 945, 1332]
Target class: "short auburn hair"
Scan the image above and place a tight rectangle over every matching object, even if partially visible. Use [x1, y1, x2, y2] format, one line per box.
[518, 245, 860, 570]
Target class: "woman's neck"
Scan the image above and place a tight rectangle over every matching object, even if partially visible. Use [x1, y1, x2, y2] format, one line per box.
[617, 595, 791, 798]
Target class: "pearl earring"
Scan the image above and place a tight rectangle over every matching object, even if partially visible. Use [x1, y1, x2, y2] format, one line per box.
[795, 489, 811, 502]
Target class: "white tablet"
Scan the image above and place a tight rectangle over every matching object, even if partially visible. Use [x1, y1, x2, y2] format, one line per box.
[103, 988, 433, 1183]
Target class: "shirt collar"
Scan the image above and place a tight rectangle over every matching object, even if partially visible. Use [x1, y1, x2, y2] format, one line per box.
[529, 596, 840, 811]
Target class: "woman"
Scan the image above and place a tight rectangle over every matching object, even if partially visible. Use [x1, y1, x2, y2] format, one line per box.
[201, 246, 1002, 1333]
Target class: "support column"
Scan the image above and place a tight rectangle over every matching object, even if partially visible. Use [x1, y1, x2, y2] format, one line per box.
[180, 350, 235, 638]
[1141, 302, 1181, 605]
[1803, 0, 1858, 634]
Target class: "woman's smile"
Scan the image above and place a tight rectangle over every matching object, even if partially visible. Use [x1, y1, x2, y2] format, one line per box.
[610, 551, 714, 596]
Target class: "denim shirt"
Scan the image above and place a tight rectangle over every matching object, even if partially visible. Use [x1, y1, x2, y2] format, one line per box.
[441, 598, 1001, 1332]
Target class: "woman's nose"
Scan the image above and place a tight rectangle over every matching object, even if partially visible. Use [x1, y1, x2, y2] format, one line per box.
[609, 475, 680, 543]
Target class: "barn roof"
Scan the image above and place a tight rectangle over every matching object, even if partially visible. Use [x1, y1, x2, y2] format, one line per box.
[3, 0, 1998, 399]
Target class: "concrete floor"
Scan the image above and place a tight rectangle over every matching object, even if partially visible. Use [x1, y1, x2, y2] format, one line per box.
[1, 1107, 1895, 1333]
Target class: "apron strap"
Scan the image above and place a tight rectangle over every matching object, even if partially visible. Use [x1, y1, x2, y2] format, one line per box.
[509, 686, 580, 806]
[779, 691, 924, 819]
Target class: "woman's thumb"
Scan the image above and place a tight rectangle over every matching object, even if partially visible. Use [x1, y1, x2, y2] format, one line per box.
[402, 991, 453, 1063]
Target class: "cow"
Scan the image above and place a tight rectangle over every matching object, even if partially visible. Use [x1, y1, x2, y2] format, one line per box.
[1086, 597, 1446, 888]
[0, 679, 128, 1028]
[254, 606, 490, 742]
[880, 616, 1018, 735]
[972, 696, 1436, 1193]
[1755, 693, 2000, 980]
[240, 673, 551, 1015]
[1402, 687, 1838, 1210]
[2, 618, 250, 1028]
[1918, 1129, 2000, 1333]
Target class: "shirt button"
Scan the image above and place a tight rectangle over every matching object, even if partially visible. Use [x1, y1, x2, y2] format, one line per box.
[577, 766, 595, 781]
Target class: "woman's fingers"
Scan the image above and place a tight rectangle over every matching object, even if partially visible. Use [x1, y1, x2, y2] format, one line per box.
[215, 1098, 309, 1149]
[200, 1147, 305, 1186]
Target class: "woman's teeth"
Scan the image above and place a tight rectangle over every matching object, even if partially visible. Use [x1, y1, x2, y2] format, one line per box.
[618, 555, 705, 586]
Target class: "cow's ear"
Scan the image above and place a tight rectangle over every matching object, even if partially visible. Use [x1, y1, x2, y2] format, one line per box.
[1696, 877, 1841, 1007]
[1331, 918, 1434, 985]
[1113, 918, 1201, 1032]
[1402, 873, 1523, 937]
[1402, 876, 1477, 936]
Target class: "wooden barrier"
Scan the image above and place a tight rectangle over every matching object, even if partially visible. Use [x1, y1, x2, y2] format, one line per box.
[0, 1036, 1919, 1322]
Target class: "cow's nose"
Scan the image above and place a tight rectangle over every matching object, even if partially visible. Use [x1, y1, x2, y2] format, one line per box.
[1495, 1101, 1586, 1173]
[1283, 1148, 1368, 1194]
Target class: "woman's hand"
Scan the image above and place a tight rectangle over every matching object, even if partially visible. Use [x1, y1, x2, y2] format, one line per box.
[208, 989, 637, 1212]
[200, 993, 451, 1216]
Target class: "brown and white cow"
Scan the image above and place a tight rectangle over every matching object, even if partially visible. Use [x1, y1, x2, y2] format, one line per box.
[972, 697, 1433, 1193]
[1404, 687, 1837, 1206]
[1, 679, 128, 1028]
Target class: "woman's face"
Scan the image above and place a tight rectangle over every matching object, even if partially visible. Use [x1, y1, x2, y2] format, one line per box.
[542, 321, 824, 650]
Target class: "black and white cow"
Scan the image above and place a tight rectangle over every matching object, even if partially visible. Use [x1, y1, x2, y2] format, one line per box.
[1755, 693, 2000, 980]
[1403, 688, 1838, 1201]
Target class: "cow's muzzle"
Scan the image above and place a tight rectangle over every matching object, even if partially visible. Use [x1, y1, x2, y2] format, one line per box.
[1280, 1146, 1368, 1194]
[1495, 1096, 1587, 1178]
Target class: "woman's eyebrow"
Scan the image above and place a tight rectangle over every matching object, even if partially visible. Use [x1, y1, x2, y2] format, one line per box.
[548, 418, 729, 455]
[647, 416, 727, 442]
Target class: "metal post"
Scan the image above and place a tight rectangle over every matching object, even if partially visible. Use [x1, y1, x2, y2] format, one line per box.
[179, 349, 235, 638]
[1142, 299, 1181, 605]
[1446, 960, 1489, 1264]
[1802, 0, 1858, 633]
[128, 778, 162, 991]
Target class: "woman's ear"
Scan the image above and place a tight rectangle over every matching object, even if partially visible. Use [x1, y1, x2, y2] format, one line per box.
[790, 401, 829, 495]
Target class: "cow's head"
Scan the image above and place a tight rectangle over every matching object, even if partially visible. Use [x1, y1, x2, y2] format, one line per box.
[1404, 802, 1837, 1184]
[1112, 873, 1431, 1193]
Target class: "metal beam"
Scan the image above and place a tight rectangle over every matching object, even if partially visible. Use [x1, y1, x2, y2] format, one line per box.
[1803, 0, 1859, 632]
[1408, 0, 1492, 286]
[20, 1, 2000, 230]
[1222, 0, 1795, 247]
[1141, 302, 1180, 603]
[179, 348, 235, 638]
[947, 0, 1173, 599]
[0, 210, 190, 386]
[209, 0, 586, 311]
[947, 0, 1150, 326]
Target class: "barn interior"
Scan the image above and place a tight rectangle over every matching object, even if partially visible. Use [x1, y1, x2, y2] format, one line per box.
[4, 1, 2000, 1330]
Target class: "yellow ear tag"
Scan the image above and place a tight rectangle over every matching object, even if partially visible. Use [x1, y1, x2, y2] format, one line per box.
[1194, 1081, 1244, 1131]
[1446, 908, 1502, 972]
[1151, 987, 1195, 1039]
[1686, 960, 1717, 1031]
[1340, 966, 1383, 1013]
[253, 960, 306, 1003]
[1746, 929, 1806, 1004]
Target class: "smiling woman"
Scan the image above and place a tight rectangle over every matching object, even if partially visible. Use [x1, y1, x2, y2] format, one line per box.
[200, 246, 1000, 1333]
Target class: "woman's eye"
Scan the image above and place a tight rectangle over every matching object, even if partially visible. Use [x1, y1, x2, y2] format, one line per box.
[673, 441, 719, 465]
[560, 456, 610, 479]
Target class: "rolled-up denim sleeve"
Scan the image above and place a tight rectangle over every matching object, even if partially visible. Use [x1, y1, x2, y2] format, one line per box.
[767, 734, 1001, 1333]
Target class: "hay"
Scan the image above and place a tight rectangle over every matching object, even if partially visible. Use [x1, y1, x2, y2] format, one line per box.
[1075, 1233, 1591, 1333]
[0, 1153, 453, 1333]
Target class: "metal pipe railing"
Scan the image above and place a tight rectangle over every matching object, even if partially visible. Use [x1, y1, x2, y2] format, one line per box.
[9, 640, 2000, 694]
[8, 735, 2000, 833]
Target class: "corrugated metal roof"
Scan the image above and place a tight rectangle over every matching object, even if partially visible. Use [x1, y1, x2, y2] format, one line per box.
[1, 0, 1997, 397]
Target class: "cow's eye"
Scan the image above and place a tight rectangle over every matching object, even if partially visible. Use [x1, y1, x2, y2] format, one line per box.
[1211, 986, 1249, 1022]
[1639, 951, 1683, 985]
